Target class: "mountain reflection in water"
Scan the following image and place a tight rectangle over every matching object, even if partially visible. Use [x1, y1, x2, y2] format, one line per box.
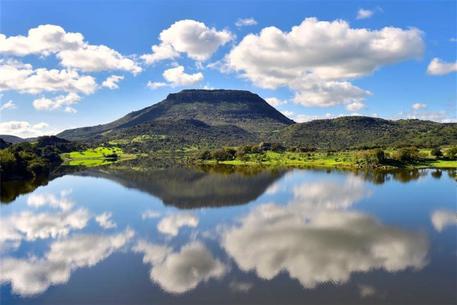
[1, 166, 456, 305]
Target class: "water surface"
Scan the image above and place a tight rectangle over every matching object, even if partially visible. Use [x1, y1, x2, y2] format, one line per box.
[1, 167, 456, 304]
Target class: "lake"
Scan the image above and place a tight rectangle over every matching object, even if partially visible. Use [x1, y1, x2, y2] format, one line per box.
[1, 166, 456, 305]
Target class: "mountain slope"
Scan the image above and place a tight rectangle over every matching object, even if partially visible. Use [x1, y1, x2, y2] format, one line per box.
[58, 89, 294, 141]
[271, 116, 457, 150]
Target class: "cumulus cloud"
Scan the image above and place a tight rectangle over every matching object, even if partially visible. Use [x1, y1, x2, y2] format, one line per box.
[236, 18, 258, 27]
[133, 240, 226, 293]
[221, 176, 427, 289]
[412, 103, 427, 110]
[27, 190, 74, 211]
[265, 97, 287, 107]
[431, 210, 457, 232]
[33, 92, 80, 112]
[0, 100, 16, 112]
[222, 208, 428, 289]
[102, 75, 124, 89]
[356, 9, 374, 19]
[427, 58, 457, 75]
[0, 229, 134, 296]
[0, 208, 89, 251]
[157, 213, 199, 236]
[0, 60, 96, 95]
[226, 18, 423, 109]
[141, 19, 233, 64]
[162, 65, 204, 86]
[0, 24, 141, 74]
[95, 212, 117, 229]
[0, 120, 50, 137]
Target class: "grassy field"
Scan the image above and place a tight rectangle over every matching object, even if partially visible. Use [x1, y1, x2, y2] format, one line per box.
[199, 150, 457, 169]
[61, 146, 137, 166]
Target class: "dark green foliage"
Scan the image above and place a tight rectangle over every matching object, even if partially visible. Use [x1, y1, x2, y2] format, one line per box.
[272, 116, 457, 150]
[431, 147, 443, 158]
[445, 146, 457, 160]
[356, 149, 386, 166]
[0, 136, 80, 181]
[212, 148, 236, 161]
[0, 139, 10, 149]
[393, 147, 420, 162]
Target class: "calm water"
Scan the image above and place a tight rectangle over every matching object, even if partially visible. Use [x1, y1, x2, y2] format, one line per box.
[1, 167, 456, 305]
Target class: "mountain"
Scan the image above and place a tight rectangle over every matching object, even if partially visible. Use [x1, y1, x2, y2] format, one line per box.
[271, 116, 457, 150]
[0, 135, 26, 144]
[58, 89, 294, 141]
[80, 166, 285, 208]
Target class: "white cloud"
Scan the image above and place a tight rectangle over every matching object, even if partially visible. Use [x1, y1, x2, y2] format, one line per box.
[102, 75, 124, 89]
[236, 18, 258, 27]
[141, 19, 233, 64]
[0, 24, 141, 74]
[162, 65, 204, 86]
[412, 103, 427, 110]
[0, 208, 89, 251]
[265, 97, 287, 107]
[27, 190, 74, 211]
[0, 24, 83, 56]
[146, 81, 167, 89]
[33, 93, 80, 112]
[427, 58, 457, 75]
[141, 209, 161, 219]
[0, 120, 50, 137]
[57, 45, 141, 74]
[292, 77, 371, 108]
[0, 60, 96, 95]
[221, 176, 427, 289]
[346, 101, 366, 112]
[0, 100, 16, 112]
[95, 212, 117, 229]
[133, 240, 226, 294]
[356, 9, 374, 19]
[282, 110, 338, 123]
[0, 229, 134, 296]
[226, 18, 423, 109]
[157, 213, 199, 236]
[431, 210, 457, 232]
[222, 206, 428, 289]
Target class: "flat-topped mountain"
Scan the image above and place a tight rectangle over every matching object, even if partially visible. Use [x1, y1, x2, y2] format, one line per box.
[58, 89, 294, 141]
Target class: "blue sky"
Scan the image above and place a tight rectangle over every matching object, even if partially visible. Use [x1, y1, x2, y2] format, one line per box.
[0, 0, 456, 137]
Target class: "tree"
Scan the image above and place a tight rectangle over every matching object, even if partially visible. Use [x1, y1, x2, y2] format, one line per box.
[431, 147, 443, 158]
[445, 146, 457, 160]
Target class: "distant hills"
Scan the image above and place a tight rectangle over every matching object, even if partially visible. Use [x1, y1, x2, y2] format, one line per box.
[28, 89, 457, 150]
[272, 116, 457, 150]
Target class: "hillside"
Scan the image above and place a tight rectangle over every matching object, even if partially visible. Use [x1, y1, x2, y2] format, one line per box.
[0, 135, 25, 144]
[271, 116, 457, 150]
[58, 89, 294, 141]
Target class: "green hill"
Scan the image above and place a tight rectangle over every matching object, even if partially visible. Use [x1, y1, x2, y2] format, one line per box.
[271, 116, 457, 150]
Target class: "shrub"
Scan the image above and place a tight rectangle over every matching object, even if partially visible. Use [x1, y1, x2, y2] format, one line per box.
[431, 147, 443, 158]
[199, 150, 212, 160]
[394, 147, 420, 162]
[445, 146, 457, 160]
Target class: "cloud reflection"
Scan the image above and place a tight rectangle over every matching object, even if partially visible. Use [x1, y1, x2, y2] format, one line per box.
[431, 209, 457, 232]
[0, 229, 134, 296]
[133, 240, 226, 293]
[157, 213, 199, 236]
[222, 177, 428, 289]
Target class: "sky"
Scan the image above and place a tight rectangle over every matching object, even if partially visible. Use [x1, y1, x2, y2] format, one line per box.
[0, 0, 456, 137]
